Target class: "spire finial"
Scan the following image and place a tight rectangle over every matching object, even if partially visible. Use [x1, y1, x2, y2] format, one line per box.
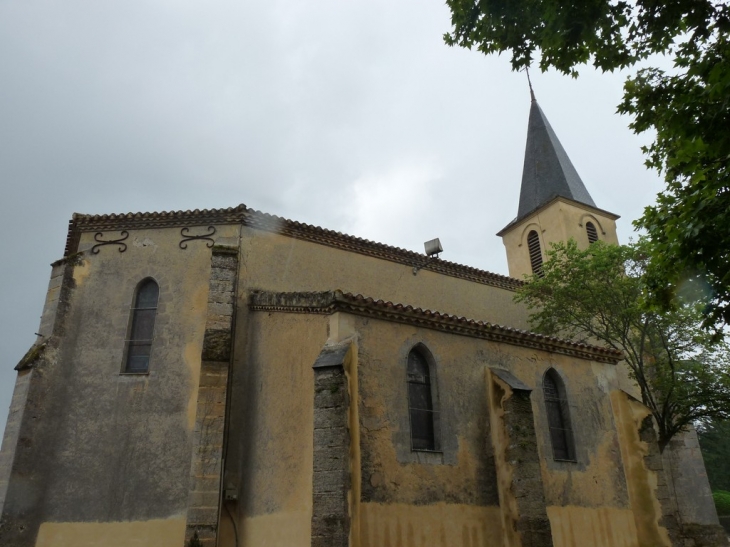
[525, 68, 536, 102]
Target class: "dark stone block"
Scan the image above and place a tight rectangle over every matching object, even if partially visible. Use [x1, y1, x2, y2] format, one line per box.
[681, 523, 730, 546]
[314, 407, 347, 430]
[202, 329, 232, 362]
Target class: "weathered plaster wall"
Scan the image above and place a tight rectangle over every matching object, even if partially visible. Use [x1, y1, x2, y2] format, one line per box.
[501, 199, 619, 279]
[223, 225, 537, 546]
[0, 369, 32, 514]
[546, 506, 638, 547]
[349, 313, 638, 547]
[0, 260, 68, 513]
[355, 320, 499, 509]
[35, 517, 186, 547]
[359, 503, 502, 547]
[532, 360, 629, 510]
[230, 310, 328, 547]
[237, 226, 530, 329]
[610, 390, 672, 547]
[1, 225, 239, 546]
[4, 215, 704, 547]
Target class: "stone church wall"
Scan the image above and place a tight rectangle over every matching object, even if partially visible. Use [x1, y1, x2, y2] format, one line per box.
[0, 225, 239, 546]
[236, 225, 531, 330]
[0, 213, 721, 547]
[223, 309, 329, 546]
[348, 313, 639, 547]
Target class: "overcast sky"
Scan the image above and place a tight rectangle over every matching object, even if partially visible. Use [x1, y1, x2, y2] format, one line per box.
[0, 0, 665, 435]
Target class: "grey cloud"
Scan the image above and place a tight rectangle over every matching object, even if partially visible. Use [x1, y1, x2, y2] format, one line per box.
[0, 0, 664, 434]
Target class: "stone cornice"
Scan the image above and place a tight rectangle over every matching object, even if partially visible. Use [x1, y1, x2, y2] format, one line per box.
[64, 205, 522, 291]
[249, 290, 623, 364]
[497, 196, 620, 237]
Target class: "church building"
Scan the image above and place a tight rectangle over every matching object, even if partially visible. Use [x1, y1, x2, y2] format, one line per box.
[0, 97, 725, 547]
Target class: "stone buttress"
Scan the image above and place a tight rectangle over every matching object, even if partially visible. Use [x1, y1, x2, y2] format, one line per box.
[184, 245, 239, 546]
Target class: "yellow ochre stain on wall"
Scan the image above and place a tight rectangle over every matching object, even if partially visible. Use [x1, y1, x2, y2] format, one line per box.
[184, 341, 202, 431]
[486, 370, 519, 547]
[540, 427, 627, 508]
[359, 502, 501, 547]
[547, 506, 639, 547]
[185, 282, 209, 430]
[35, 517, 186, 547]
[610, 390, 671, 547]
[71, 259, 91, 286]
[238, 510, 312, 547]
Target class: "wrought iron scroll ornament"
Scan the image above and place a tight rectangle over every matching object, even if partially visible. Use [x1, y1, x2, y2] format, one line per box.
[91, 231, 129, 254]
[179, 226, 216, 249]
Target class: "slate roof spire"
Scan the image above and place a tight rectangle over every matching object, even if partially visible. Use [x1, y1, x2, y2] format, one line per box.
[516, 92, 596, 221]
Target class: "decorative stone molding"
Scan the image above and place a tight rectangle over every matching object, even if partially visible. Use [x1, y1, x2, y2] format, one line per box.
[249, 291, 623, 364]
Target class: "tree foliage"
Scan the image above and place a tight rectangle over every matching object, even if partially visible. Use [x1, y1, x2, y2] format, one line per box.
[445, 0, 730, 333]
[515, 239, 730, 448]
[698, 420, 730, 492]
[712, 490, 730, 516]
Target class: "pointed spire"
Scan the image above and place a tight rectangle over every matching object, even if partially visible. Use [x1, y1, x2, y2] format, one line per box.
[516, 99, 596, 221]
[526, 68, 536, 103]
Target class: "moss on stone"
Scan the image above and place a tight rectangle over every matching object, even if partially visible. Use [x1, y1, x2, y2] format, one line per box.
[15, 342, 47, 371]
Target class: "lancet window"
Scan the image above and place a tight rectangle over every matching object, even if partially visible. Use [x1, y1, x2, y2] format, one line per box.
[407, 348, 439, 451]
[543, 369, 576, 461]
[124, 278, 159, 373]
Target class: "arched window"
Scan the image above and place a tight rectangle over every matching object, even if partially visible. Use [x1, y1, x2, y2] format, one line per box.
[543, 369, 576, 461]
[124, 279, 159, 373]
[586, 221, 599, 244]
[527, 230, 543, 276]
[407, 348, 437, 451]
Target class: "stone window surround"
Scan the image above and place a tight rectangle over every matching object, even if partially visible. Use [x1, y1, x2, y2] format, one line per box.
[395, 340, 450, 466]
[120, 277, 160, 375]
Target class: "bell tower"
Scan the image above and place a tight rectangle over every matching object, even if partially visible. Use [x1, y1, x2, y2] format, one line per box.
[497, 94, 620, 279]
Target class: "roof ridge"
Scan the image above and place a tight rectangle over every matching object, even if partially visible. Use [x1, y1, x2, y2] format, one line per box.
[71, 203, 248, 222]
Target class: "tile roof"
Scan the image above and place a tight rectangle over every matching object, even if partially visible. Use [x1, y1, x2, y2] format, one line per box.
[249, 290, 624, 364]
[65, 204, 522, 291]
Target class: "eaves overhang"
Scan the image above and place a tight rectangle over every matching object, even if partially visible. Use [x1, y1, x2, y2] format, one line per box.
[496, 195, 620, 237]
[249, 290, 623, 364]
[64, 204, 524, 291]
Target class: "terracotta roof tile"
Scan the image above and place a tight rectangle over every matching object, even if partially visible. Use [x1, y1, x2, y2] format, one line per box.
[65, 204, 522, 291]
[250, 290, 624, 364]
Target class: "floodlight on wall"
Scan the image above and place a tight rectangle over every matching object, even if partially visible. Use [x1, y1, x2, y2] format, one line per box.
[424, 238, 443, 257]
[413, 238, 443, 275]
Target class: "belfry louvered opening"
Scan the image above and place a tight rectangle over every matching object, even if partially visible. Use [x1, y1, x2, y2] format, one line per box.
[527, 230, 543, 276]
[586, 221, 599, 244]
